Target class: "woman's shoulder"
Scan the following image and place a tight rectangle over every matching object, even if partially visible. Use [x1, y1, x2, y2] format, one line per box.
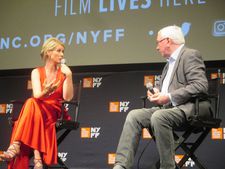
[31, 67, 44, 75]
[34, 66, 45, 71]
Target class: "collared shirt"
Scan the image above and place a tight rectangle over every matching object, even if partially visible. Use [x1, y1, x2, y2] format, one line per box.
[161, 44, 184, 105]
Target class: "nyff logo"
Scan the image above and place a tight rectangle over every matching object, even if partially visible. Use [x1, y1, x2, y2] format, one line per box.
[58, 152, 68, 162]
[0, 104, 13, 114]
[175, 155, 195, 167]
[83, 77, 102, 88]
[81, 127, 101, 138]
[144, 75, 161, 87]
[211, 72, 225, 84]
[109, 101, 130, 112]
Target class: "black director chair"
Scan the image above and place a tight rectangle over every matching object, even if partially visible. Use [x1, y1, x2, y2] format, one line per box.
[8, 80, 82, 169]
[46, 80, 82, 169]
[141, 77, 222, 169]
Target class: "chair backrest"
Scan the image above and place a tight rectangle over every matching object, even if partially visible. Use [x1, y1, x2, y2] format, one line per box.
[73, 79, 82, 122]
[206, 77, 221, 119]
[190, 76, 222, 128]
[61, 80, 82, 122]
[56, 80, 82, 130]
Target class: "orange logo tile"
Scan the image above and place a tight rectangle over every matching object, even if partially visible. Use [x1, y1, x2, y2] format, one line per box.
[108, 153, 116, 165]
[83, 78, 93, 88]
[211, 128, 223, 140]
[142, 128, 152, 139]
[0, 104, 6, 114]
[175, 154, 184, 164]
[144, 75, 155, 86]
[109, 102, 120, 112]
[81, 127, 91, 138]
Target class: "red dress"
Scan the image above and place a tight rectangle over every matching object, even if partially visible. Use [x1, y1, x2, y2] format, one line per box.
[8, 67, 71, 169]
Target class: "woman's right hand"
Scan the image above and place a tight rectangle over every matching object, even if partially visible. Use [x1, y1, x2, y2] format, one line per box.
[60, 64, 72, 77]
[43, 79, 60, 96]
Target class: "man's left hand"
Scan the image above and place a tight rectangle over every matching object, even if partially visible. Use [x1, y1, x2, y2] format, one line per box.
[148, 93, 170, 105]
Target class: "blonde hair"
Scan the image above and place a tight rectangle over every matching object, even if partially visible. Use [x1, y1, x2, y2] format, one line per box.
[40, 37, 65, 61]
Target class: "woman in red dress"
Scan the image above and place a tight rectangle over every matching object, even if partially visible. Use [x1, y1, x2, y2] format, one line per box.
[0, 37, 74, 169]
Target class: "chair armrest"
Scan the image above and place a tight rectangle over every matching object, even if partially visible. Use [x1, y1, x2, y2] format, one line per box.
[190, 118, 221, 128]
[56, 120, 79, 130]
[10, 100, 25, 104]
[61, 100, 79, 105]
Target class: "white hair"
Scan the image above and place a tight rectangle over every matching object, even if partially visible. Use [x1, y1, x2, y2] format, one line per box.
[158, 25, 185, 45]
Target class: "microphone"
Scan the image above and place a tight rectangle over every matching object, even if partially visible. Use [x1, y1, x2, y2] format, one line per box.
[60, 58, 66, 64]
[146, 82, 155, 94]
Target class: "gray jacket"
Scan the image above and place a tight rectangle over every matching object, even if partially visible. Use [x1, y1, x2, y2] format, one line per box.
[159, 46, 210, 120]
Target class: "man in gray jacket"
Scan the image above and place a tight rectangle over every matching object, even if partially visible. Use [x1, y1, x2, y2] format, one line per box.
[113, 25, 211, 169]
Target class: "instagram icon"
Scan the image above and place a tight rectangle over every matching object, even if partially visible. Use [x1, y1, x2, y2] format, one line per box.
[213, 20, 225, 37]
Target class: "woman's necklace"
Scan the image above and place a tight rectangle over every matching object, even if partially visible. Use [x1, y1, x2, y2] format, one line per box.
[45, 67, 58, 84]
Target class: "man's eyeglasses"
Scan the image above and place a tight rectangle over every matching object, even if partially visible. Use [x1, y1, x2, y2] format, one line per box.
[156, 38, 168, 44]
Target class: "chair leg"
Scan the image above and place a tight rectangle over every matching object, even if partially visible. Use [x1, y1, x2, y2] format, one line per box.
[55, 129, 71, 169]
[57, 129, 72, 146]
[57, 156, 69, 169]
[176, 128, 210, 169]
